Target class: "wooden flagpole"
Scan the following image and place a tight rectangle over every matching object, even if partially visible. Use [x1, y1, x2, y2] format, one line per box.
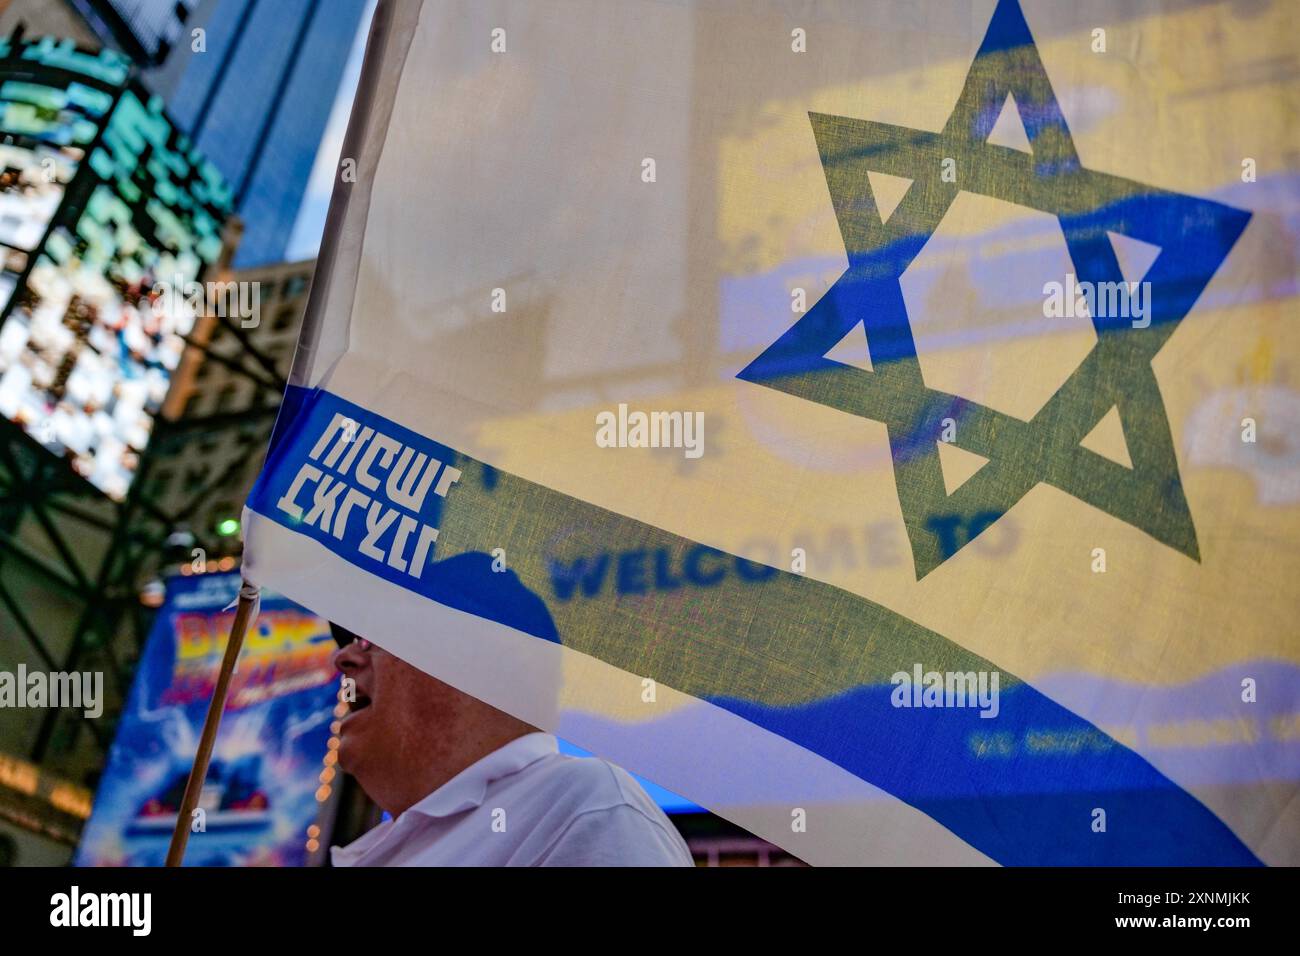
[164, 581, 259, 867]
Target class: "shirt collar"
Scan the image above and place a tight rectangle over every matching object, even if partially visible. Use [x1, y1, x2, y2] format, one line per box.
[410, 732, 558, 818]
[330, 733, 558, 866]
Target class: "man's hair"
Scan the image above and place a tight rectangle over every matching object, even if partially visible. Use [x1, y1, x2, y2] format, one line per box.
[430, 551, 560, 642]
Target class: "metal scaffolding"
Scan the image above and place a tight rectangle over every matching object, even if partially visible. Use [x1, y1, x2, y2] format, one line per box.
[0, 308, 287, 775]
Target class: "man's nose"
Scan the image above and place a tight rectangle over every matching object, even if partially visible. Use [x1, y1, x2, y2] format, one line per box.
[330, 641, 366, 673]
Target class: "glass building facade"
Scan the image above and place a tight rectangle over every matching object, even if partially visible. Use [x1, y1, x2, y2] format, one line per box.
[96, 0, 366, 267]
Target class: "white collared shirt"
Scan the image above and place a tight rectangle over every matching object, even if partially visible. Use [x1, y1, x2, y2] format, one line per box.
[330, 733, 694, 866]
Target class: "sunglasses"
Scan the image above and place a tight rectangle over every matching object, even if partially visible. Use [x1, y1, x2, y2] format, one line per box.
[329, 623, 375, 651]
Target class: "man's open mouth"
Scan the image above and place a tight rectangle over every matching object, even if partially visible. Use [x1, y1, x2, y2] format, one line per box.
[345, 694, 372, 718]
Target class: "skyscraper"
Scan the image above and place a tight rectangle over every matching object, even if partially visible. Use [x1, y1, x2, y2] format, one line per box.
[0, 0, 368, 267]
[147, 0, 368, 266]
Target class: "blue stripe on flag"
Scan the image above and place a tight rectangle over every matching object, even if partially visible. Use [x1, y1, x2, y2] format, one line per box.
[247, 386, 1261, 866]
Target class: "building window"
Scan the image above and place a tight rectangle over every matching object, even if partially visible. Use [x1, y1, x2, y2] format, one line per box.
[215, 384, 239, 412]
[272, 307, 297, 332]
[183, 465, 210, 493]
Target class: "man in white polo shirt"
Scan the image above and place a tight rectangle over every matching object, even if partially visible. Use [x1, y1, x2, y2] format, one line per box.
[327, 553, 693, 867]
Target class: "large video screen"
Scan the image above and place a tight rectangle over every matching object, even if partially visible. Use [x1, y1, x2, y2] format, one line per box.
[0, 37, 229, 499]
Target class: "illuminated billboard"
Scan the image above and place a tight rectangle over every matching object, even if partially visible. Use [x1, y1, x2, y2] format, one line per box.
[75, 569, 692, 868]
[0, 36, 230, 499]
[75, 572, 340, 867]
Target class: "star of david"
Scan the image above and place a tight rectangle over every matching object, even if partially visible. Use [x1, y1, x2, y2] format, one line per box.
[737, 0, 1251, 579]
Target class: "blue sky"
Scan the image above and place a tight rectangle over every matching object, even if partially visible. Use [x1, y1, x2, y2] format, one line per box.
[285, 0, 377, 262]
